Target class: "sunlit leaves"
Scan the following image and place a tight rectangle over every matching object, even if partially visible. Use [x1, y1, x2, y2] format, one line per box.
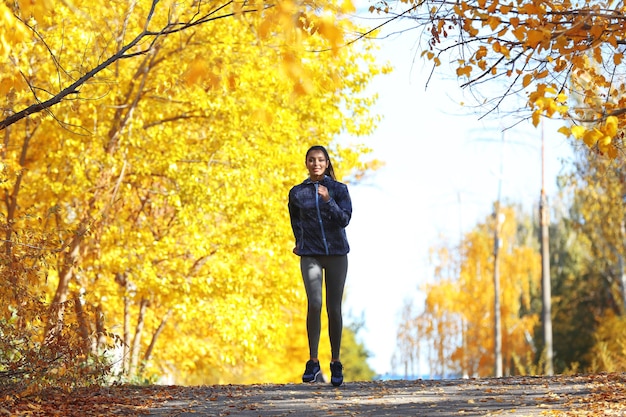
[0, 0, 385, 384]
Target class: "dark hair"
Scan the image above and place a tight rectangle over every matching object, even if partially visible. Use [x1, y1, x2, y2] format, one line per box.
[306, 145, 336, 180]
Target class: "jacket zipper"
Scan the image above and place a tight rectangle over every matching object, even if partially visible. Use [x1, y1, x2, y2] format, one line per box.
[314, 182, 329, 255]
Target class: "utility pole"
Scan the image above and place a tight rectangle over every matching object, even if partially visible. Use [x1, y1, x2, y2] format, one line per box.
[493, 134, 504, 378]
[539, 123, 554, 375]
[493, 208, 503, 377]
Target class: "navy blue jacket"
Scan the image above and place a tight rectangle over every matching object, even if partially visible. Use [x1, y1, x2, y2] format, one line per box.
[288, 175, 352, 256]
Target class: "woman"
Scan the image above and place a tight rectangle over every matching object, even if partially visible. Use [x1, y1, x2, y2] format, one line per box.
[288, 145, 352, 387]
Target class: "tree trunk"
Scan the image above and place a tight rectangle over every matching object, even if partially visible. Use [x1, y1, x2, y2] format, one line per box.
[95, 304, 107, 352]
[123, 294, 132, 375]
[139, 308, 172, 376]
[540, 192, 554, 375]
[493, 211, 503, 378]
[45, 223, 86, 340]
[73, 291, 92, 354]
[129, 297, 149, 377]
[2, 119, 37, 294]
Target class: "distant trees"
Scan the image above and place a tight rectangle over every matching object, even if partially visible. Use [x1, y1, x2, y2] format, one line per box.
[394, 147, 626, 377]
[395, 205, 541, 378]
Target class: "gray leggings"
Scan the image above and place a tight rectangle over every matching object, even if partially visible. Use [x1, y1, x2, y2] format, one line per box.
[300, 255, 348, 360]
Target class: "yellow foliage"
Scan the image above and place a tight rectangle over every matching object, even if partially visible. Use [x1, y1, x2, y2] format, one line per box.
[398, 206, 541, 377]
[590, 312, 626, 373]
[0, 0, 386, 385]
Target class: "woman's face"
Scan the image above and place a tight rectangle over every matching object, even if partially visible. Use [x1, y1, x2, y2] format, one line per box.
[306, 150, 329, 181]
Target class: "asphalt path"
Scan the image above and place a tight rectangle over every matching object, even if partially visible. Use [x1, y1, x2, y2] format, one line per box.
[146, 375, 597, 416]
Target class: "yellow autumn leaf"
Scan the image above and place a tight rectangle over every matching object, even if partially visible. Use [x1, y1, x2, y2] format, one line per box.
[604, 116, 618, 137]
[571, 125, 586, 139]
[184, 57, 210, 85]
[340, 0, 355, 13]
[487, 16, 501, 30]
[558, 126, 571, 137]
[522, 73, 533, 87]
[532, 109, 541, 126]
[457, 65, 472, 77]
[583, 128, 603, 147]
[316, 16, 344, 50]
[598, 135, 612, 152]
[526, 30, 546, 49]
[614, 53, 623, 66]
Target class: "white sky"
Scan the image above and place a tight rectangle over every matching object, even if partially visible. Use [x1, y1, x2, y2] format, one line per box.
[341, 6, 574, 377]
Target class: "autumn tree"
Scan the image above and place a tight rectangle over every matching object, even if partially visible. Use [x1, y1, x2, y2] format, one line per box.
[395, 205, 542, 378]
[0, 0, 388, 386]
[550, 148, 626, 372]
[367, 0, 626, 159]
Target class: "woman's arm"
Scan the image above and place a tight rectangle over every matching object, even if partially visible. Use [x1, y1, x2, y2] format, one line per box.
[324, 183, 352, 228]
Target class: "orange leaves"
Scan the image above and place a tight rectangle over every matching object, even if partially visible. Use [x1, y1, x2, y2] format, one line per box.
[422, 50, 441, 66]
[401, 0, 626, 161]
[526, 29, 548, 49]
[486, 15, 501, 30]
[512, 26, 526, 42]
[522, 73, 533, 88]
[456, 63, 472, 78]
[492, 41, 510, 58]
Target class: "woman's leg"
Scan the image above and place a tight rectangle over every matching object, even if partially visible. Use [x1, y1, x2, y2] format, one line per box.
[323, 255, 348, 361]
[300, 256, 323, 359]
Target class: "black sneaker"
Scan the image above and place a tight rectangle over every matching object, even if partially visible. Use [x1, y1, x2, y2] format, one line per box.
[302, 360, 321, 383]
[330, 361, 343, 386]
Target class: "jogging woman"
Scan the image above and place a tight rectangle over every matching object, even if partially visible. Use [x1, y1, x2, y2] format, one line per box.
[288, 145, 352, 387]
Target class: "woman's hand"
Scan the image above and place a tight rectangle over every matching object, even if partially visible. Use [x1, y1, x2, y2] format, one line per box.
[317, 184, 330, 202]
